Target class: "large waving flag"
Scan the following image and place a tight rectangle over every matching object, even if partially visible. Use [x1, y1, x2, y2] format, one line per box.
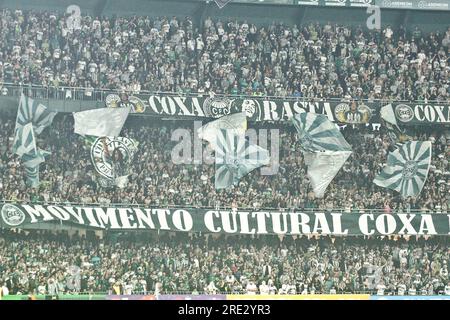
[214, 129, 270, 189]
[12, 122, 37, 157]
[16, 93, 56, 135]
[292, 113, 352, 198]
[23, 165, 40, 188]
[197, 112, 247, 149]
[73, 107, 130, 137]
[22, 149, 50, 168]
[21, 150, 50, 188]
[13, 94, 55, 188]
[302, 151, 352, 198]
[374, 141, 432, 198]
[84, 136, 139, 189]
[292, 113, 352, 152]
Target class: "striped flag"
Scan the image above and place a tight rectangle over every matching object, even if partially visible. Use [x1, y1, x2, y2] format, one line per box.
[16, 93, 56, 135]
[374, 141, 432, 198]
[12, 122, 37, 157]
[13, 94, 55, 187]
[23, 165, 40, 188]
[22, 149, 50, 168]
[292, 113, 352, 152]
[292, 113, 352, 198]
[215, 129, 270, 189]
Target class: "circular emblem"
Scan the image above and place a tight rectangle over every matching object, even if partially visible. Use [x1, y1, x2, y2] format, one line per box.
[402, 160, 418, 179]
[105, 94, 121, 108]
[395, 104, 414, 123]
[90, 137, 138, 180]
[418, 0, 427, 8]
[301, 133, 315, 149]
[382, 0, 392, 7]
[203, 97, 232, 118]
[1, 204, 26, 226]
[224, 154, 240, 168]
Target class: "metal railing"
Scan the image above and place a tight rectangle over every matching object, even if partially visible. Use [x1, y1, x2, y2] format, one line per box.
[0, 82, 448, 105]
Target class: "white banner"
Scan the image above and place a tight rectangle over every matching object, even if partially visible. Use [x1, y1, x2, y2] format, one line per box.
[73, 107, 130, 137]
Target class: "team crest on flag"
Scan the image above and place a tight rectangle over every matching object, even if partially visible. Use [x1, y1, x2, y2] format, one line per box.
[214, 129, 270, 189]
[374, 141, 432, 198]
[89, 136, 139, 188]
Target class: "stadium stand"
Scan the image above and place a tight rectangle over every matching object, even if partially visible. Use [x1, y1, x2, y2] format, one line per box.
[0, 2, 449, 300]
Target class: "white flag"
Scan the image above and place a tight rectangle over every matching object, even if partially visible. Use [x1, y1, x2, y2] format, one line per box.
[303, 151, 352, 198]
[380, 104, 398, 127]
[198, 113, 247, 149]
[73, 107, 130, 137]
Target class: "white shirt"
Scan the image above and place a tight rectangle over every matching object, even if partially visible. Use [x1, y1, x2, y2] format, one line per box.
[38, 285, 46, 295]
[398, 284, 406, 296]
[377, 284, 386, 295]
[1, 286, 9, 296]
[384, 28, 393, 39]
[444, 285, 450, 295]
[268, 285, 277, 294]
[246, 283, 257, 295]
[124, 284, 133, 295]
[259, 284, 269, 295]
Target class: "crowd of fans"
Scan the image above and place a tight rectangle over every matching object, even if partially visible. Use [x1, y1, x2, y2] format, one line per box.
[0, 8, 449, 299]
[0, 230, 448, 296]
[0, 9, 449, 101]
[0, 114, 449, 212]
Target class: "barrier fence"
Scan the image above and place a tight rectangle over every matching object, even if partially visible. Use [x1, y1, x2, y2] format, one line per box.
[0, 82, 447, 105]
[1, 83, 449, 125]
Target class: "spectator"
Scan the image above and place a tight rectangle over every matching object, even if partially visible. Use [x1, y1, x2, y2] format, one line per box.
[0, 11, 447, 102]
[0, 229, 448, 296]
